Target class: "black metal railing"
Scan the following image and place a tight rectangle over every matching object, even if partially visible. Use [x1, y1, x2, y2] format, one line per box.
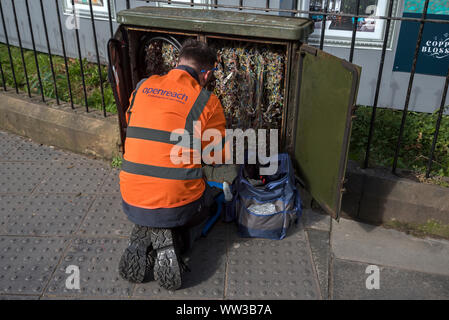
[0, 0, 447, 180]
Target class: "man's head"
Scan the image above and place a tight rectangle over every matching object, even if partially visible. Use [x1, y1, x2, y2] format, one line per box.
[178, 39, 217, 87]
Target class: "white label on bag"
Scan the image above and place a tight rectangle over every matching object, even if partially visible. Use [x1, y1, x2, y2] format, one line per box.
[248, 203, 277, 215]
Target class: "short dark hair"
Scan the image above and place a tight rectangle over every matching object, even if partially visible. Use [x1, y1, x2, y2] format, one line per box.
[179, 39, 217, 71]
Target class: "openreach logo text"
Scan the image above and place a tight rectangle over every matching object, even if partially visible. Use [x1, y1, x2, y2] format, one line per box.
[143, 87, 189, 103]
[169, 121, 279, 175]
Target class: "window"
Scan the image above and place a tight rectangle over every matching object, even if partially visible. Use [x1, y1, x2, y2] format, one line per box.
[304, 0, 399, 49]
[62, 0, 116, 21]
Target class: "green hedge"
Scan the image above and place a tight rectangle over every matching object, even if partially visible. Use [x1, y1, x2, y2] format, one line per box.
[350, 106, 449, 178]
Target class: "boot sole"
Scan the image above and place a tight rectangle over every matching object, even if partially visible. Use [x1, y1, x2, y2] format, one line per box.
[150, 228, 182, 290]
[119, 225, 154, 283]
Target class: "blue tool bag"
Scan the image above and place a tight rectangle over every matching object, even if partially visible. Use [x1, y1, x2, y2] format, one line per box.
[227, 153, 302, 240]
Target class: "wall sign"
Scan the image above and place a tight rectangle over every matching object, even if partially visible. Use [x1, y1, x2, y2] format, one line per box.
[393, 0, 449, 76]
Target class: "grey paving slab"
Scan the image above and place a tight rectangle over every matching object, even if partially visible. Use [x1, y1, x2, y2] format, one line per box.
[0, 162, 52, 193]
[45, 238, 135, 297]
[306, 229, 330, 299]
[225, 226, 320, 300]
[77, 194, 133, 237]
[0, 140, 70, 162]
[4, 194, 96, 236]
[0, 237, 68, 295]
[0, 194, 29, 233]
[203, 219, 234, 241]
[134, 238, 227, 299]
[332, 217, 449, 276]
[301, 208, 331, 231]
[36, 159, 110, 194]
[0, 294, 40, 300]
[332, 258, 449, 300]
[99, 168, 121, 194]
[0, 131, 25, 159]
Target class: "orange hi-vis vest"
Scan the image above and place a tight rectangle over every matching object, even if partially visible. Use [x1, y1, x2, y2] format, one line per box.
[120, 68, 227, 210]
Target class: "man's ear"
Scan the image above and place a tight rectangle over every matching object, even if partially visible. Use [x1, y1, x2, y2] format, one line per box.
[204, 70, 213, 83]
[205, 70, 214, 84]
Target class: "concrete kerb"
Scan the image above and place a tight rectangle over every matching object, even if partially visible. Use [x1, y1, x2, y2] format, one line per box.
[0, 90, 121, 161]
[342, 160, 449, 225]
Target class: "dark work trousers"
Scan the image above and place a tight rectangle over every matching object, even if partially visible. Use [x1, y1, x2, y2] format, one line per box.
[132, 182, 219, 254]
[172, 183, 219, 254]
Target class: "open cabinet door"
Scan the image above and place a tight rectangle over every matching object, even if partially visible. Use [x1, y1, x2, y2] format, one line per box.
[107, 25, 133, 151]
[291, 44, 361, 219]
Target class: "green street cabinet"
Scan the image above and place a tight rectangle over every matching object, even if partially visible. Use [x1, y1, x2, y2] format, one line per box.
[108, 6, 361, 219]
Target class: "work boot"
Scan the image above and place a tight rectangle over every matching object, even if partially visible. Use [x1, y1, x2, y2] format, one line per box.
[118, 224, 156, 283]
[150, 228, 183, 290]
